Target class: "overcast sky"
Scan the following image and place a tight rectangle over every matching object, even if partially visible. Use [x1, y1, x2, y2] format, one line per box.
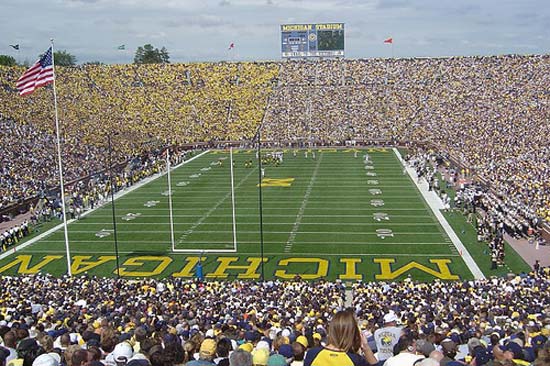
[2, 0, 549, 64]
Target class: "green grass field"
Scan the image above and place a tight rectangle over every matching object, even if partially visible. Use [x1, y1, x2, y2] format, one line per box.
[0, 148, 530, 281]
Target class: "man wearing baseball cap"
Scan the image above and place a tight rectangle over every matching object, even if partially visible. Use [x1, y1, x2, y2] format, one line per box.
[374, 312, 402, 365]
[186, 339, 217, 366]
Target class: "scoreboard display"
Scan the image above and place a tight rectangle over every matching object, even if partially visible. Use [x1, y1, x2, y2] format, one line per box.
[281, 23, 344, 58]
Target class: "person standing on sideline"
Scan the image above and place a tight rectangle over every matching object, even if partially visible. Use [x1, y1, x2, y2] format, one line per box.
[534, 260, 541, 275]
[304, 310, 377, 366]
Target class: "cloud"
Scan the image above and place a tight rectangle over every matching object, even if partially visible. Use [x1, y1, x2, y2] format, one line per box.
[187, 15, 231, 28]
[512, 12, 541, 27]
[136, 31, 167, 39]
[346, 29, 364, 39]
[64, 0, 101, 3]
[375, 0, 409, 9]
[3, 0, 550, 64]
[161, 14, 231, 29]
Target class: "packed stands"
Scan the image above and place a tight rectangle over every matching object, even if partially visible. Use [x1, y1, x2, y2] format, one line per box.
[0, 55, 549, 240]
[0, 62, 278, 245]
[0, 273, 549, 365]
[263, 56, 550, 224]
[1, 56, 550, 366]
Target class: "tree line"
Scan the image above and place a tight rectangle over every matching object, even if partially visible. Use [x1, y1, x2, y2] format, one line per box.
[0, 44, 170, 66]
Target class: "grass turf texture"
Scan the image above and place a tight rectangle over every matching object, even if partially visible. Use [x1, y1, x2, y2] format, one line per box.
[0, 148, 530, 281]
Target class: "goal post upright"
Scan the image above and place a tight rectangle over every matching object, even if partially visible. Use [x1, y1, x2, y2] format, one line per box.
[171, 148, 238, 254]
[230, 147, 238, 252]
[167, 148, 176, 252]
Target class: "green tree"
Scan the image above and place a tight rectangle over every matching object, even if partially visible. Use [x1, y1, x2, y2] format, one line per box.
[159, 47, 170, 63]
[53, 50, 77, 66]
[0, 55, 17, 66]
[134, 44, 170, 64]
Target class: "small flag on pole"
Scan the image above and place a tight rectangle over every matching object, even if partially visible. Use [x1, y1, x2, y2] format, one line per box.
[16, 47, 54, 96]
[117, 45, 125, 50]
[228, 42, 235, 50]
[384, 37, 393, 44]
[10, 44, 20, 50]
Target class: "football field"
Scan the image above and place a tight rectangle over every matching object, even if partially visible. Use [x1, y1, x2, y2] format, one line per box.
[0, 148, 480, 281]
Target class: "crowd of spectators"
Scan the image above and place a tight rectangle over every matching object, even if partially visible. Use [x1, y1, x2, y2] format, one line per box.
[0, 61, 277, 207]
[0, 61, 278, 241]
[263, 56, 550, 225]
[0, 140, 186, 253]
[0, 272, 548, 366]
[403, 148, 547, 270]
[0, 55, 549, 246]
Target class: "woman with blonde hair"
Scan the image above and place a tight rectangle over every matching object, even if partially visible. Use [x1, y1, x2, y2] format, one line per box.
[304, 310, 377, 366]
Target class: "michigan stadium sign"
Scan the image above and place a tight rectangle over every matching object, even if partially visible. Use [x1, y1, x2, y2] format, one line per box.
[281, 23, 345, 58]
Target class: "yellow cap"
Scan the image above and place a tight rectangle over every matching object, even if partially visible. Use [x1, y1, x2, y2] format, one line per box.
[239, 343, 253, 353]
[296, 336, 309, 348]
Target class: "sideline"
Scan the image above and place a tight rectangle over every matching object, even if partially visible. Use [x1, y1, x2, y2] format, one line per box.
[393, 148, 485, 280]
[0, 150, 210, 262]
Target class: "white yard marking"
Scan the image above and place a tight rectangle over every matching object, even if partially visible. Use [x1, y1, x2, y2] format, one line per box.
[285, 154, 323, 253]
[24, 249, 460, 257]
[176, 168, 256, 245]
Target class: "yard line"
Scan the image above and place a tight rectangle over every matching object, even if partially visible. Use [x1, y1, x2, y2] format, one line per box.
[285, 153, 317, 253]
[123, 193, 421, 198]
[90, 214, 436, 219]
[22, 249, 460, 257]
[69, 228, 441, 234]
[102, 208, 434, 215]
[123, 194, 421, 200]
[176, 167, 257, 246]
[28, 240, 451, 245]
[77, 222, 445, 230]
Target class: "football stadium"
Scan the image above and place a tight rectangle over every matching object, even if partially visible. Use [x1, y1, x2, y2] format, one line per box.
[1, 6, 550, 366]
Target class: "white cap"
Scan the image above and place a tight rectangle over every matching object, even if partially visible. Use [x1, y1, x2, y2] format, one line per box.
[383, 312, 398, 323]
[256, 341, 270, 351]
[33, 354, 60, 366]
[112, 342, 133, 360]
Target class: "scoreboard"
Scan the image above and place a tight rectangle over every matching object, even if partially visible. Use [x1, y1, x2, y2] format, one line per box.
[281, 23, 345, 58]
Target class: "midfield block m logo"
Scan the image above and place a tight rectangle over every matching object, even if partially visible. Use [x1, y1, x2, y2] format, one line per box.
[258, 178, 295, 187]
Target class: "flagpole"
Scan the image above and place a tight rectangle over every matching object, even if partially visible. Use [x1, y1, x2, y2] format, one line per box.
[51, 38, 72, 276]
[14, 45, 20, 65]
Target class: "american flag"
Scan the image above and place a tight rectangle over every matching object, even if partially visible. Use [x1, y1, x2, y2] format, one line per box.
[16, 47, 54, 96]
